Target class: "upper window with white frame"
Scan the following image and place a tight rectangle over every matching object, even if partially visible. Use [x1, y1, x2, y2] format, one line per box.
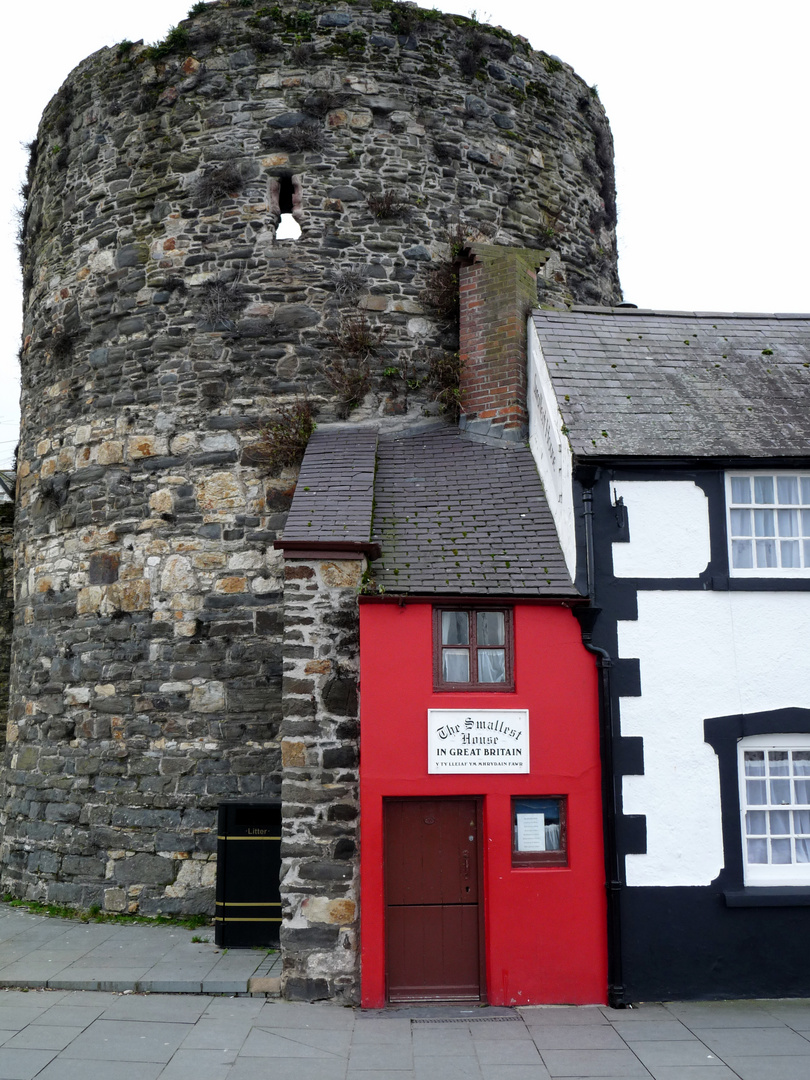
[739, 735, 810, 885]
[727, 473, 810, 575]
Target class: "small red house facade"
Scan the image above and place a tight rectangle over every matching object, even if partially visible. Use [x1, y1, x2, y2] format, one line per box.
[359, 599, 606, 1007]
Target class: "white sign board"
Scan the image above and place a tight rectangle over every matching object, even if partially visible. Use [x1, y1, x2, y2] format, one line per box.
[427, 709, 530, 773]
[517, 812, 546, 851]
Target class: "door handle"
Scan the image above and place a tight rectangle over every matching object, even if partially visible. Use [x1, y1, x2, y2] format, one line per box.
[461, 850, 470, 878]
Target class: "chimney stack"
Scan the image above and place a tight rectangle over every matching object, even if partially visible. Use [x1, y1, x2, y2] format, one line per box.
[458, 245, 542, 442]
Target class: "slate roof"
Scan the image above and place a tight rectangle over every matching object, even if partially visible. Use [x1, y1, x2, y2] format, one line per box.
[282, 428, 377, 544]
[532, 308, 810, 459]
[281, 424, 576, 597]
[370, 426, 576, 596]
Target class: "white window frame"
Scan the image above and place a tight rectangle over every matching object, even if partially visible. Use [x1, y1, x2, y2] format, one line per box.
[738, 734, 810, 886]
[726, 472, 810, 577]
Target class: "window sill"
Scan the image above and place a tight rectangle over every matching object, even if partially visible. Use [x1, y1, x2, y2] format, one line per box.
[724, 887, 810, 907]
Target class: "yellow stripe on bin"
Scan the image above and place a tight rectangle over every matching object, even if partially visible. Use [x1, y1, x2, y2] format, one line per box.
[217, 835, 282, 841]
[215, 901, 281, 907]
[213, 916, 283, 923]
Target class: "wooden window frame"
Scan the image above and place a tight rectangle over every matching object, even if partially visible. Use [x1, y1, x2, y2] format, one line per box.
[738, 734, 810, 886]
[511, 796, 568, 868]
[433, 607, 514, 692]
[727, 471, 810, 577]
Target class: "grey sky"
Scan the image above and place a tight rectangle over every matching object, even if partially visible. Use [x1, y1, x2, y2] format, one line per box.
[1, 0, 807, 470]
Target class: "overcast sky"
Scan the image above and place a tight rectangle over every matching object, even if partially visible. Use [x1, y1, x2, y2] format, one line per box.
[1, 0, 808, 471]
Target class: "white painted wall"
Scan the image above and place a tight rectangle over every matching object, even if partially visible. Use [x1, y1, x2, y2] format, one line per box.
[527, 322, 576, 579]
[611, 481, 711, 579]
[618, 589, 810, 886]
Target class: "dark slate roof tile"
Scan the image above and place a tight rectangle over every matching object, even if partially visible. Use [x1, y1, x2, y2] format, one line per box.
[532, 308, 810, 458]
[283, 428, 377, 543]
[369, 426, 576, 597]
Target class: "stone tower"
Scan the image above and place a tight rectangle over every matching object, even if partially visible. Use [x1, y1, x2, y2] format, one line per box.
[6, 0, 620, 967]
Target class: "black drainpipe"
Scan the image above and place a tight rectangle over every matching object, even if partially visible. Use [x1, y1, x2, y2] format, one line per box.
[578, 482, 626, 1009]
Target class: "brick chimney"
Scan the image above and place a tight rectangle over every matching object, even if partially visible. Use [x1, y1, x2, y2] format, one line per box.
[458, 245, 542, 442]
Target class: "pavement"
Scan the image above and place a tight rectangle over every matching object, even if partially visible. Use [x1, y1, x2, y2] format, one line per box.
[0, 908, 280, 995]
[0, 908, 809, 1078]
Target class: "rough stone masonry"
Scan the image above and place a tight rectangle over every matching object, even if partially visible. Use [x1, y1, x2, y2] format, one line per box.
[7, 0, 621, 1000]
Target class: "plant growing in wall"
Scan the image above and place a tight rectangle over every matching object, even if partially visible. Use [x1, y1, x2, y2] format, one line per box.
[366, 191, 409, 220]
[420, 221, 478, 327]
[198, 277, 246, 331]
[244, 398, 316, 473]
[195, 164, 244, 205]
[144, 25, 191, 62]
[426, 349, 464, 421]
[323, 312, 390, 410]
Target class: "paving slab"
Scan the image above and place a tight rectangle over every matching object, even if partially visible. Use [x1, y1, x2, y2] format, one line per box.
[0, 907, 279, 995]
[0, 1047, 59, 1078]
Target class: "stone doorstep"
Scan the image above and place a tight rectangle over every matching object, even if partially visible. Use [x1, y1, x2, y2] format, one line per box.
[248, 975, 281, 996]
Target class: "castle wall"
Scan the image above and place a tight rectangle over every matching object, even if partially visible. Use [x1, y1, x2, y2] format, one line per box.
[7, 0, 620, 915]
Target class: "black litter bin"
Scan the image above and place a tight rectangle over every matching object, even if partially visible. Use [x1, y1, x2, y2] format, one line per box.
[215, 800, 282, 948]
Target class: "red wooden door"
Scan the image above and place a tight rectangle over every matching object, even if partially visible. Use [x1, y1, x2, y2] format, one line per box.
[384, 798, 483, 1002]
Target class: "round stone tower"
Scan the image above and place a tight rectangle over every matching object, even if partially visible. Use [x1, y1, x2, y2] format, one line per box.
[6, 0, 620, 920]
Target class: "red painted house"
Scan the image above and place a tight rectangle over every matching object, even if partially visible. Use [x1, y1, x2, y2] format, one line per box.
[279, 418, 607, 1006]
[356, 427, 605, 1007]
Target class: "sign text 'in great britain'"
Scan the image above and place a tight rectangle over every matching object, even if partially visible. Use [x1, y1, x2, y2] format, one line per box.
[427, 709, 530, 773]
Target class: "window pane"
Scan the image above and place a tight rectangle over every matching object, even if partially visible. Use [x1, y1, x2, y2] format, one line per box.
[477, 611, 504, 646]
[442, 611, 469, 646]
[795, 810, 810, 834]
[794, 780, 810, 804]
[731, 539, 753, 568]
[769, 751, 789, 775]
[770, 779, 791, 804]
[772, 838, 792, 864]
[802, 477, 810, 504]
[747, 838, 768, 863]
[796, 838, 810, 863]
[754, 509, 775, 536]
[805, 539, 810, 567]
[478, 649, 505, 683]
[730, 509, 751, 536]
[778, 509, 800, 537]
[777, 476, 800, 504]
[794, 752, 810, 775]
[744, 751, 765, 776]
[781, 541, 800, 567]
[802, 511, 810, 536]
[746, 810, 767, 834]
[769, 809, 791, 834]
[731, 476, 751, 503]
[442, 648, 469, 682]
[754, 476, 774, 503]
[746, 779, 767, 804]
[756, 539, 777, 567]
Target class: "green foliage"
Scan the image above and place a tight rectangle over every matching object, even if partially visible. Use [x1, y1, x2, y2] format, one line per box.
[144, 25, 191, 61]
[542, 55, 563, 74]
[188, 1, 208, 15]
[1, 895, 210, 929]
[325, 30, 367, 57]
[116, 39, 134, 58]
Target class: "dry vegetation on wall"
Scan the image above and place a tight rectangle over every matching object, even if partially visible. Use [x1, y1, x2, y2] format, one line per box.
[243, 399, 316, 473]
